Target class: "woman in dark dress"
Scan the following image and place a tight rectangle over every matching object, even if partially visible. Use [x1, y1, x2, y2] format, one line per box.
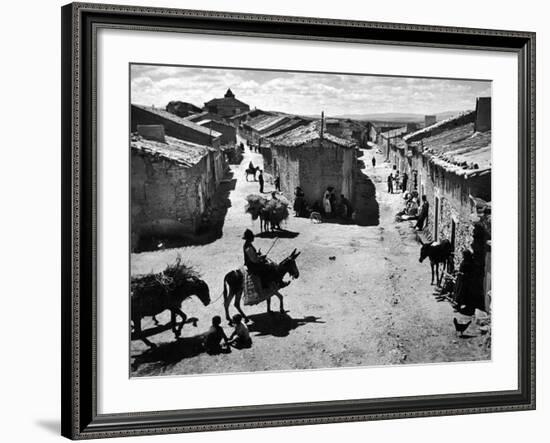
[293, 186, 306, 217]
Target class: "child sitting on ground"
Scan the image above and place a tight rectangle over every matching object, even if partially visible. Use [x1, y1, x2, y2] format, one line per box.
[203, 315, 230, 355]
[228, 314, 252, 349]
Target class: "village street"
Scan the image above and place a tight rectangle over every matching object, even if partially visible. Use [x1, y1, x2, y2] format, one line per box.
[130, 141, 490, 376]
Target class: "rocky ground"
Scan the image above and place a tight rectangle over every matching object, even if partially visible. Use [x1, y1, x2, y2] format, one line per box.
[130, 141, 490, 377]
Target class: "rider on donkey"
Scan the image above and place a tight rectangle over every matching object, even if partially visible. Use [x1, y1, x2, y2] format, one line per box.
[242, 229, 289, 290]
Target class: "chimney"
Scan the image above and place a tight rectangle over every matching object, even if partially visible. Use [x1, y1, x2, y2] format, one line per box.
[424, 115, 437, 127]
[474, 97, 491, 132]
[137, 124, 166, 143]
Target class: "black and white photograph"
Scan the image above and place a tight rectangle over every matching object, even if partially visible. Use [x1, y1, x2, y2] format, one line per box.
[129, 65, 493, 377]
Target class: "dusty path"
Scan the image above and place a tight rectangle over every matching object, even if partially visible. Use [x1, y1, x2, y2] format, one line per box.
[130, 145, 490, 376]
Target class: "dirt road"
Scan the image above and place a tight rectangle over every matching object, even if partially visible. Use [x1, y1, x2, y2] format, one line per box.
[130, 144, 490, 376]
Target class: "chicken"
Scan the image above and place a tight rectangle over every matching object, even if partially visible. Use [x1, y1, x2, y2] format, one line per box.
[453, 317, 472, 337]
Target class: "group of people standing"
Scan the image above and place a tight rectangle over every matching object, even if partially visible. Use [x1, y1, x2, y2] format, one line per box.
[387, 169, 408, 194]
[323, 186, 353, 219]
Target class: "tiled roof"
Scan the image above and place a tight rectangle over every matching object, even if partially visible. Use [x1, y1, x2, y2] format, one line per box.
[132, 105, 222, 139]
[228, 109, 270, 120]
[261, 118, 308, 139]
[419, 122, 491, 176]
[268, 121, 356, 148]
[131, 134, 212, 168]
[250, 115, 289, 133]
[403, 110, 475, 142]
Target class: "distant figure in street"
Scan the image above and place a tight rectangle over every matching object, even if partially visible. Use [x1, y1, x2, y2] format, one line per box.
[323, 188, 332, 216]
[387, 174, 394, 193]
[293, 186, 306, 217]
[402, 172, 408, 193]
[415, 195, 429, 231]
[274, 175, 281, 192]
[228, 314, 252, 348]
[249, 160, 255, 171]
[204, 315, 229, 355]
[258, 170, 264, 193]
[372, 156, 376, 168]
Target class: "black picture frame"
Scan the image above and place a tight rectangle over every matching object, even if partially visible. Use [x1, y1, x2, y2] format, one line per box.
[61, 2, 536, 439]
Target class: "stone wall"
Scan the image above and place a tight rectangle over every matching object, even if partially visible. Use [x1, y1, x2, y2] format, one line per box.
[131, 150, 215, 251]
[201, 120, 236, 147]
[271, 140, 356, 206]
[419, 161, 491, 270]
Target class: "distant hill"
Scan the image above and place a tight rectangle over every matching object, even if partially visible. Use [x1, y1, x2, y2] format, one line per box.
[333, 110, 470, 123]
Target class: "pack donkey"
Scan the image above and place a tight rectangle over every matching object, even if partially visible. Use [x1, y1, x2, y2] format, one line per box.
[245, 165, 260, 181]
[222, 249, 300, 324]
[131, 260, 211, 348]
[419, 239, 453, 286]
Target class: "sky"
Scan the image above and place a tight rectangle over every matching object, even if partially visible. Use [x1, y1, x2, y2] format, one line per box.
[131, 64, 491, 117]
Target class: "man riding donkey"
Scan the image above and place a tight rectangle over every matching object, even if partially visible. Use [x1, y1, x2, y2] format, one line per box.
[221, 229, 299, 325]
[242, 229, 289, 291]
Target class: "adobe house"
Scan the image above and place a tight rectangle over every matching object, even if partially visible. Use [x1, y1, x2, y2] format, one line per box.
[267, 121, 357, 206]
[377, 125, 409, 160]
[259, 118, 310, 175]
[401, 98, 492, 311]
[130, 126, 218, 252]
[131, 104, 222, 149]
[204, 88, 250, 117]
[195, 118, 237, 147]
[324, 118, 371, 148]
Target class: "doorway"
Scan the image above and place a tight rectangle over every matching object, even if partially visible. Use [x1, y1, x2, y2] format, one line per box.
[434, 197, 440, 241]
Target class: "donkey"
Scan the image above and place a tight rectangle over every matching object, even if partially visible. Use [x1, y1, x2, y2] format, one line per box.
[245, 166, 260, 181]
[131, 268, 210, 348]
[222, 249, 301, 324]
[419, 239, 453, 286]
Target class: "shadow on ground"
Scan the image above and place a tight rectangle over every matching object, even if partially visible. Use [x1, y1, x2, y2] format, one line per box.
[247, 312, 324, 337]
[256, 229, 300, 239]
[353, 172, 380, 226]
[131, 334, 207, 372]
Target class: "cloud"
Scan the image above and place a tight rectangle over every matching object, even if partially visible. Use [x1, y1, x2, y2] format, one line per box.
[130, 64, 491, 115]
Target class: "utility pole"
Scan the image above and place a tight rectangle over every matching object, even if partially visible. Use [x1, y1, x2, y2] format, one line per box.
[320, 111, 324, 140]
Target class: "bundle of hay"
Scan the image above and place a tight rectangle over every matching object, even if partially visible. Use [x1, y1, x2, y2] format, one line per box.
[264, 196, 290, 225]
[245, 193, 290, 226]
[131, 257, 200, 296]
[245, 194, 268, 220]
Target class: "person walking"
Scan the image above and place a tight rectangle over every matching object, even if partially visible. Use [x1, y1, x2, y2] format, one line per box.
[372, 156, 376, 168]
[402, 171, 408, 193]
[274, 175, 281, 192]
[258, 170, 264, 193]
[387, 173, 393, 193]
[415, 195, 429, 231]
